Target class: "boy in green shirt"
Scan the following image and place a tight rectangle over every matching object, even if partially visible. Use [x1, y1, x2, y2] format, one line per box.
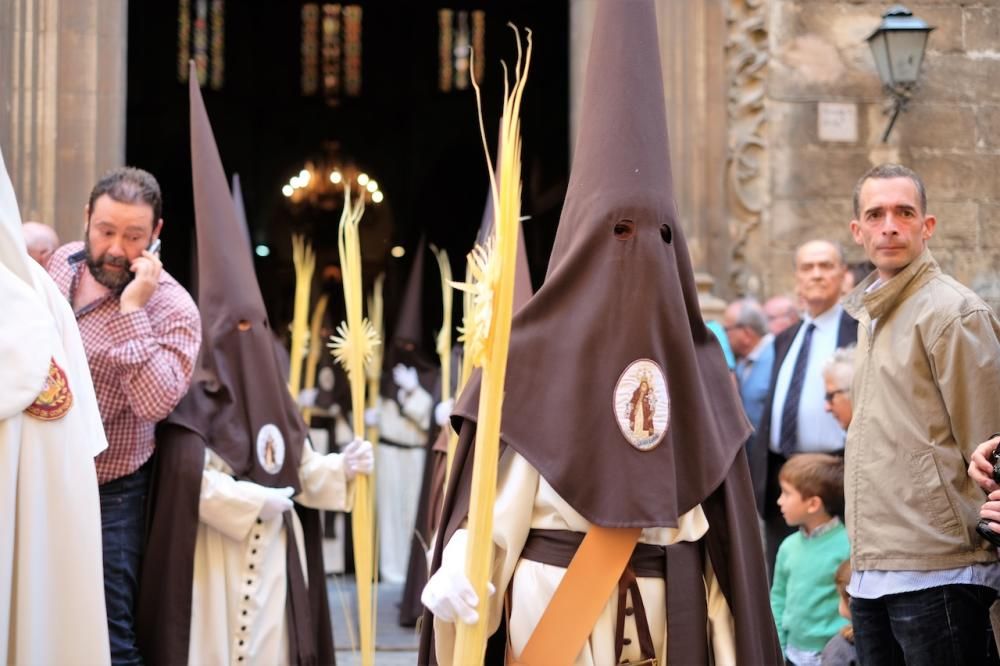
[771, 453, 851, 665]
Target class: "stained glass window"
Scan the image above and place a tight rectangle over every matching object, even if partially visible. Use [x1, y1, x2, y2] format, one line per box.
[302, 4, 362, 105]
[177, 0, 225, 89]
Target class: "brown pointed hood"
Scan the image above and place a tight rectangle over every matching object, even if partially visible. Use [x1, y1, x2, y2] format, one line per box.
[169, 64, 306, 491]
[394, 235, 427, 346]
[452, 0, 749, 527]
[382, 235, 438, 397]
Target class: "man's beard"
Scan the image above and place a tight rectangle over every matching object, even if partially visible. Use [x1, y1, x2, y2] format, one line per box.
[84, 235, 134, 290]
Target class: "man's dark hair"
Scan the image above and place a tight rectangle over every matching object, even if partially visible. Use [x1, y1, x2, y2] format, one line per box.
[852, 163, 927, 219]
[87, 167, 163, 224]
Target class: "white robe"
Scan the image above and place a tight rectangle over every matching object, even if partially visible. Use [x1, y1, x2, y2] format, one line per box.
[434, 448, 737, 665]
[375, 388, 433, 583]
[187, 442, 354, 666]
[0, 261, 110, 666]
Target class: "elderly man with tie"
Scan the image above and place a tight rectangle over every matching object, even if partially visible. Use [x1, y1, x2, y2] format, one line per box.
[750, 239, 857, 575]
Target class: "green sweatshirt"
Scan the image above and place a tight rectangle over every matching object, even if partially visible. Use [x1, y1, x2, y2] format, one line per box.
[770, 519, 850, 654]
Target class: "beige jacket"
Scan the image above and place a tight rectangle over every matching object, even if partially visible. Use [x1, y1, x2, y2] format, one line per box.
[843, 249, 1000, 571]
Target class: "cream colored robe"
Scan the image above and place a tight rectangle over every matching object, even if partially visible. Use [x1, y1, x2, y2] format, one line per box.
[0, 261, 110, 666]
[434, 448, 737, 665]
[187, 442, 354, 666]
[375, 387, 433, 583]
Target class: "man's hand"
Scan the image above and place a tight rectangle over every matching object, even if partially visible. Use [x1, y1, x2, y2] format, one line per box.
[421, 565, 494, 624]
[120, 249, 162, 314]
[342, 439, 374, 481]
[981, 490, 1000, 533]
[969, 435, 1000, 494]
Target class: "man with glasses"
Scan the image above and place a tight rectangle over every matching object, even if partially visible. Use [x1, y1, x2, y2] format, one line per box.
[821, 347, 855, 430]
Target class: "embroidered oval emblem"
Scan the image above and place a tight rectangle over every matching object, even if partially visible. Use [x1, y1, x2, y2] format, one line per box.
[613, 359, 669, 451]
[256, 424, 286, 474]
[24, 357, 74, 421]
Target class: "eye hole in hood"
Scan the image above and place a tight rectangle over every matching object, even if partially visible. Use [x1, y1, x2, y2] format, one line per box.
[660, 224, 672, 244]
[613, 219, 636, 240]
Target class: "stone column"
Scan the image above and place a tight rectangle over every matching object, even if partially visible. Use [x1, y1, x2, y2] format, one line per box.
[570, 0, 733, 307]
[1, 0, 128, 243]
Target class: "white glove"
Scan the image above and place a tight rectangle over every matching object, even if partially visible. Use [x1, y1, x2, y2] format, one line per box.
[258, 486, 294, 521]
[343, 439, 374, 480]
[434, 398, 454, 427]
[393, 364, 420, 393]
[364, 407, 379, 427]
[421, 566, 495, 624]
[297, 387, 318, 408]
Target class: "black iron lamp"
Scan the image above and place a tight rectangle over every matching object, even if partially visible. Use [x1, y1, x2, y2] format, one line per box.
[866, 5, 934, 142]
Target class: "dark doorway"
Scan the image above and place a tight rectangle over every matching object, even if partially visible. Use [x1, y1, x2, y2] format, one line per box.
[125, 0, 569, 347]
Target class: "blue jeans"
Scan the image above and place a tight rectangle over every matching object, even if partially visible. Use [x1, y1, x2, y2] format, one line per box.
[99, 463, 150, 666]
[851, 584, 999, 666]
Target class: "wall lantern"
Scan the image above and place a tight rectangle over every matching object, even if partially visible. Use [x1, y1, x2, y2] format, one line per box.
[866, 5, 934, 142]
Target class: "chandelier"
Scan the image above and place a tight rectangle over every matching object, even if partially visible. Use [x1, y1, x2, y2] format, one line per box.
[281, 147, 383, 210]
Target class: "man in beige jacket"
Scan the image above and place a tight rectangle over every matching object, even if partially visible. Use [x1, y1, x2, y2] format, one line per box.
[843, 163, 1000, 665]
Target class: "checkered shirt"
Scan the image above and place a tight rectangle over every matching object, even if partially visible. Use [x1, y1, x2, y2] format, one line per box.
[48, 242, 201, 484]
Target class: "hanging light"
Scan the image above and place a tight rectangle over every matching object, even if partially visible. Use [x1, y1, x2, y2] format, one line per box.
[866, 5, 934, 142]
[281, 155, 384, 210]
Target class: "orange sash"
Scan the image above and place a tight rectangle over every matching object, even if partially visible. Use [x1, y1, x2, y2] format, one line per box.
[510, 526, 642, 666]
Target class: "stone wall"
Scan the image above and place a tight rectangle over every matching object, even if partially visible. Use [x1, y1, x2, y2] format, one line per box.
[0, 0, 127, 243]
[761, 0, 1000, 310]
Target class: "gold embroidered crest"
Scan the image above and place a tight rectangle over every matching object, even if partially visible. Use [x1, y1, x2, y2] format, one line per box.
[25, 357, 74, 421]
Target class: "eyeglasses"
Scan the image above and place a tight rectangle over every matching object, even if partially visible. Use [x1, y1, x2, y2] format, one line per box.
[724, 324, 745, 333]
[824, 389, 848, 403]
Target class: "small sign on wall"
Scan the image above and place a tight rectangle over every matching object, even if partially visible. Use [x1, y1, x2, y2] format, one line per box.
[817, 102, 858, 143]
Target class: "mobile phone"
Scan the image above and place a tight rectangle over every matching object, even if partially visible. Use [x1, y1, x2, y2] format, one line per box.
[148, 238, 161, 255]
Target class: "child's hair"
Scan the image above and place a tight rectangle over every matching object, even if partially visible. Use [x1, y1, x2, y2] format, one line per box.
[778, 453, 845, 517]
[834, 558, 855, 642]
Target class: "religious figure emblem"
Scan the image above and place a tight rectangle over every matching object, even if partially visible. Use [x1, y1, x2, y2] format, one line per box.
[256, 424, 286, 474]
[24, 357, 74, 421]
[613, 359, 669, 451]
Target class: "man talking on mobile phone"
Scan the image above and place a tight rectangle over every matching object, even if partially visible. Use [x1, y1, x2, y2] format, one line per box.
[46, 166, 201, 665]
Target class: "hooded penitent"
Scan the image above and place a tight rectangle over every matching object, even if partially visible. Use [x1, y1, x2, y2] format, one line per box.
[380, 237, 439, 397]
[420, 0, 780, 663]
[454, 5, 748, 530]
[136, 65, 334, 665]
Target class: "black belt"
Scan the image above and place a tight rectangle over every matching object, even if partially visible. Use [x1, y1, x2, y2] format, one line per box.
[378, 437, 421, 450]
